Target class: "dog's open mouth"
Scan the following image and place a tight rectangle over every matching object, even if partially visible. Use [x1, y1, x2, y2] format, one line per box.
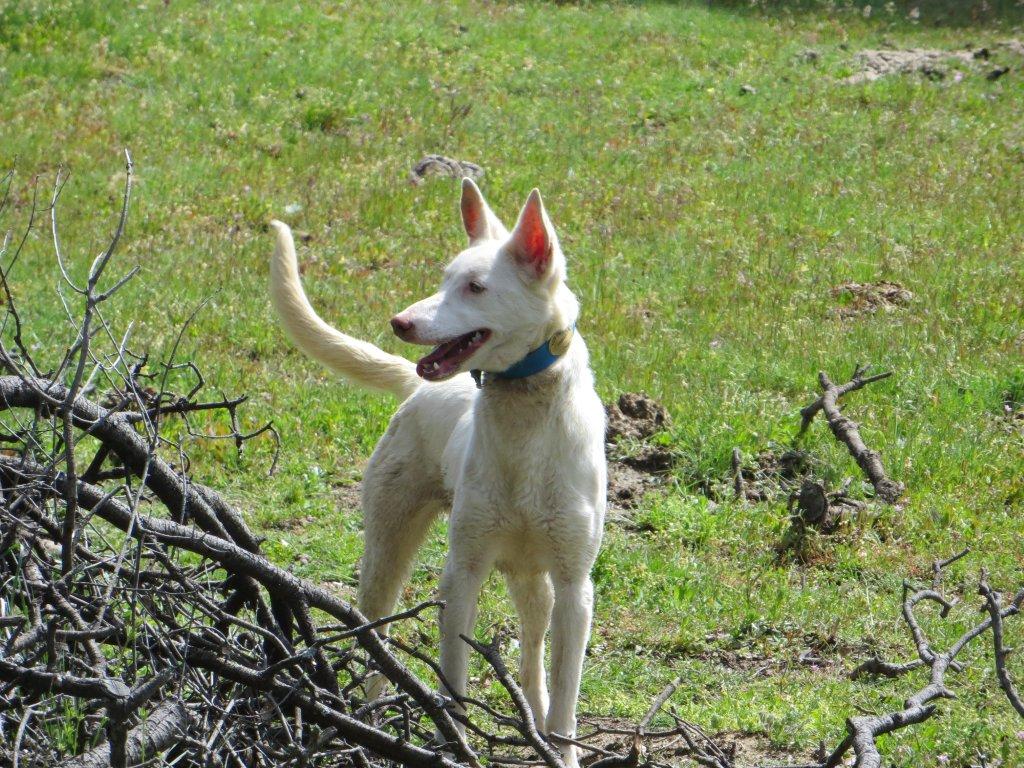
[416, 329, 491, 381]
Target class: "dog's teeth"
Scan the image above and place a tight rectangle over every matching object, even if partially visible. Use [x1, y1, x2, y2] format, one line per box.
[431, 362, 440, 371]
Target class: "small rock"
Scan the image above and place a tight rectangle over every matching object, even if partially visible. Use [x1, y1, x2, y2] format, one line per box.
[739, 84, 756, 95]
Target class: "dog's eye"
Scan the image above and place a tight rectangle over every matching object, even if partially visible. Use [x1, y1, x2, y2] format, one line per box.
[467, 280, 486, 294]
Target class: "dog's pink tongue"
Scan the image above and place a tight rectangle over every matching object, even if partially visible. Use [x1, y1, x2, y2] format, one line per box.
[417, 358, 457, 381]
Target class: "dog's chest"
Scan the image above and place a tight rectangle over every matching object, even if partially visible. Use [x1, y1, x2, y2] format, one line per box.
[460, 385, 605, 526]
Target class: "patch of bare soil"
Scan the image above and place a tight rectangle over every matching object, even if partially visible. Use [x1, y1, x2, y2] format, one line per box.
[334, 479, 362, 514]
[669, 631, 850, 680]
[733, 449, 811, 503]
[265, 513, 317, 532]
[605, 393, 675, 520]
[727, 732, 815, 768]
[845, 48, 975, 83]
[607, 461, 664, 515]
[577, 718, 812, 768]
[1004, 39, 1024, 57]
[702, 645, 843, 677]
[844, 40, 1023, 84]
[830, 280, 912, 319]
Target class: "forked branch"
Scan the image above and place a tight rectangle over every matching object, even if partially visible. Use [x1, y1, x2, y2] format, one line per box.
[798, 364, 902, 503]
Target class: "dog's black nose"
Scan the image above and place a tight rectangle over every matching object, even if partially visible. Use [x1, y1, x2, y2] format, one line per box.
[391, 315, 414, 340]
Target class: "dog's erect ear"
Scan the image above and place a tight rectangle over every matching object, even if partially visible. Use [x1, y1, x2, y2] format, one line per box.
[460, 178, 508, 245]
[507, 188, 557, 279]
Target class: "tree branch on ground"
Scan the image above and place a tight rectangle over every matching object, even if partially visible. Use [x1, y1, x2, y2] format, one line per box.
[797, 364, 903, 504]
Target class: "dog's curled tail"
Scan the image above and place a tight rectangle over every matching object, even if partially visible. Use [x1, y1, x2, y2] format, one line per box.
[269, 220, 421, 400]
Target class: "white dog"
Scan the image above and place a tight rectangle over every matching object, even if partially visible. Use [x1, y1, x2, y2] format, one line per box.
[269, 179, 606, 767]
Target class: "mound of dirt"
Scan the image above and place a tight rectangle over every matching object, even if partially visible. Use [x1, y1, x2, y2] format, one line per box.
[844, 40, 1022, 84]
[830, 280, 912, 318]
[606, 392, 671, 442]
[605, 393, 675, 517]
[845, 48, 974, 84]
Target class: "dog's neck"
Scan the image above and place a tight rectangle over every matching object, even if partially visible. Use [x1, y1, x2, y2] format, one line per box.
[471, 326, 573, 388]
[476, 335, 590, 400]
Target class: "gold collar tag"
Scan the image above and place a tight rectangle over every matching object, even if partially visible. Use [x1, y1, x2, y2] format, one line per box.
[548, 327, 574, 356]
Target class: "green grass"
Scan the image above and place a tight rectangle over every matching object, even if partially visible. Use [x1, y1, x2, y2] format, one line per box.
[2, 0, 1024, 764]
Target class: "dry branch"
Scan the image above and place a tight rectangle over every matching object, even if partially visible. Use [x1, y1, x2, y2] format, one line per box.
[979, 570, 1024, 718]
[828, 553, 1024, 768]
[461, 635, 565, 768]
[58, 699, 190, 768]
[798, 364, 902, 503]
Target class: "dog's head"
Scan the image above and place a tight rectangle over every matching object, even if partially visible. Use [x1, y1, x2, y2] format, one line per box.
[391, 179, 579, 381]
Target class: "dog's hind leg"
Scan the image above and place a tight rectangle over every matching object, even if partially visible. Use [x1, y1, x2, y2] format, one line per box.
[503, 569, 553, 733]
[358, 446, 443, 698]
[357, 408, 447, 624]
[358, 490, 440, 624]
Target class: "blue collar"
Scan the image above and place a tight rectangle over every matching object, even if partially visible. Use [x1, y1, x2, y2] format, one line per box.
[471, 327, 573, 388]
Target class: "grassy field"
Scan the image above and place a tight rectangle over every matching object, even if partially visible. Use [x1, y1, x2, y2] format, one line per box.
[2, 0, 1024, 764]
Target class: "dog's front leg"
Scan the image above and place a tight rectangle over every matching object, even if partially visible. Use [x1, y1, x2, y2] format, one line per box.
[504, 570, 554, 733]
[546, 575, 594, 768]
[437, 547, 491, 731]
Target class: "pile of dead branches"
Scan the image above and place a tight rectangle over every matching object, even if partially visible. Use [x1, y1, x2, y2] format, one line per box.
[0, 159, 477, 767]
[1, 159, 1022, 768]
[0, 159, 724, 768]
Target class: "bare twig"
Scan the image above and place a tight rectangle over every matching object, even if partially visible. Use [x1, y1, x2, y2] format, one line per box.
[829, 554, 1024, 768]
[731, 448, 744, 501]
[640, 677, 680, 730]
[461, 634, 566, 768]
[979, 570, 1024, 718]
